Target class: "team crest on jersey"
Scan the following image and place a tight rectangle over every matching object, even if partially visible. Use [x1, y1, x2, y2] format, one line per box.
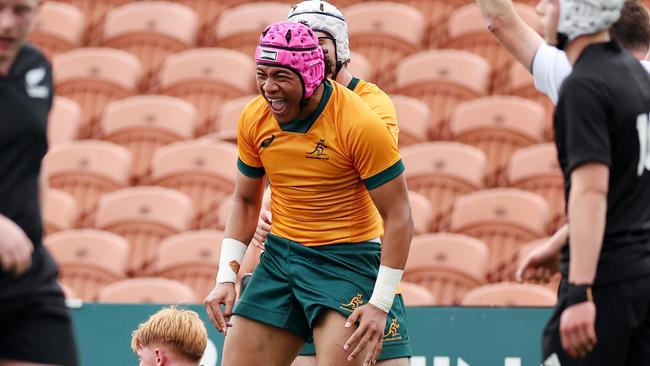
[306, 139, 329, 160]
[383, 318, 402, 341]
[339, 293, 364, 312]
[25, 67, 49, 99]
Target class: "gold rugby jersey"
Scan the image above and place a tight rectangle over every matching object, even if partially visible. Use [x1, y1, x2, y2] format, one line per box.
[347, 77, 399, 144]
[237, 80, 403, 246]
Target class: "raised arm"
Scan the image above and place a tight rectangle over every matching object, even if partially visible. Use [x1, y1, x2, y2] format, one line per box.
[475, 0, 545, 70]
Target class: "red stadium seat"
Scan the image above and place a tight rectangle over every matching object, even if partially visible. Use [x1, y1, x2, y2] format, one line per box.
[48, 96, 81, 146]
[97, 277, 198, 304]
[43, 189, 78, 235]
[392, 95, 430, 148]
[29, 1, 84, 59]
[461, 282, 557, 307]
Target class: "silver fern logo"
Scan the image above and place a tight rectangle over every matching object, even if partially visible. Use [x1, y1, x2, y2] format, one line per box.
[25, 67, 49, 99]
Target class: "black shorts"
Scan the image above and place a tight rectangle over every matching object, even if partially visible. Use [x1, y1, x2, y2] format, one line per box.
[0, 289, 79, 366]
[542, 274, 650, 366]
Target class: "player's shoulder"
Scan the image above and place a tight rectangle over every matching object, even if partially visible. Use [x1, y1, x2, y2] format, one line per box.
[328, 80, 378, 117]
[11, 44, 51, 77]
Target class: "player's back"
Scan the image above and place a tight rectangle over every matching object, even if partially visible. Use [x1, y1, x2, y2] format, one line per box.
[237, 80, 402, 246]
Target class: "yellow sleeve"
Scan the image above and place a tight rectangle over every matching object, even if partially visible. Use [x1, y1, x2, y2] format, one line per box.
[236, 106, 265, 178]
[367, 89, 399, 144]
[344, 105, 404, 190]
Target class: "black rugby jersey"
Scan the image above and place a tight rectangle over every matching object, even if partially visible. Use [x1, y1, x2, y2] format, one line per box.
[555, 41, 650, 285]
[0, 45, 59, 298]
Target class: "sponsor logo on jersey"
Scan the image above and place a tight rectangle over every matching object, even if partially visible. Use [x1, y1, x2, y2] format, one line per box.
[261, 134, 275, 148]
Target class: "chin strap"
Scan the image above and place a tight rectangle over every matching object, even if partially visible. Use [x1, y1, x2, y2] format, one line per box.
[556, 33, 569, 51]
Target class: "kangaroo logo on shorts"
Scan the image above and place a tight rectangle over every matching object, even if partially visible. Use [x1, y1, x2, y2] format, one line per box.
[383, 318, 402, 341]
[339, 293, 364, 312]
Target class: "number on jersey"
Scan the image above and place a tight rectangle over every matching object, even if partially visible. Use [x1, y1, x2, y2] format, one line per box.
[637, 113, 650, 176]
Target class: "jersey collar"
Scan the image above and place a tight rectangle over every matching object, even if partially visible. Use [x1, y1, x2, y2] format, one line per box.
[280, 79, 332, 134]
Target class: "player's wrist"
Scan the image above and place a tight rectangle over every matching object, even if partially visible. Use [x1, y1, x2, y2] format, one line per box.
[216, 238, 248, 284]
[565, 283, 593, 307]
[369, 265, 403, 313]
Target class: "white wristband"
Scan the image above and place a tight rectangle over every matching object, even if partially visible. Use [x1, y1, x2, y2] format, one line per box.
[369, 265, 403, 313]
[216, 238, 248, 284]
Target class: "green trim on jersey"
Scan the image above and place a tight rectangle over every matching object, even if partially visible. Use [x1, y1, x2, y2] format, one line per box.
[237, 157, 265, 178]
[347, 77, 361, 92]
[364, 159, 405, 190]
[280, 80, 333, 134]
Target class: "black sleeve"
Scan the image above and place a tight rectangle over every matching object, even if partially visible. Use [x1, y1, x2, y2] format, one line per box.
[558, 76, 612, 173]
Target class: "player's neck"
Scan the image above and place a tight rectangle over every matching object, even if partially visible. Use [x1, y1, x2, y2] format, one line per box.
[335, 67, 354, 88]
[565, 31, 610, 65]
[296, 83, 325, 121]
[630, 48, 649, 61]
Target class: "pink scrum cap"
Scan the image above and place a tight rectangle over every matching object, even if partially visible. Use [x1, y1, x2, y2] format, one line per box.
[255, 21, 325, 100]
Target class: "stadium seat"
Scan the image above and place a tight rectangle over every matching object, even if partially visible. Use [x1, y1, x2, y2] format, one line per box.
[439, 3, 542, 91]
[99, 95, 197, 183]
[409, 191, 434, 235]
[155, 230, 224, 300]
[460, 282, 557, 307]
[344, 1, 425, 89]
[212, 95, 257, 143]
[449, 96, 546, 187]
[504, 62, 555, 140]
[96, 277, 198, 304]
[507, 143, 565, 233]
[403, 233, 488, 305]
[392, 95, 431, 148]
[347, 51, 373, 82]
[45, 229, 129, 301]
[43, 189, 78, 235]
[401, 142, 486, 231]
[212, 2, 288, 57]
[399, 281, 437, 306]
[29, 1, 84, 59]
[48, 96, 81, 146]
[393, 50, 490, 139]
[449, 188, 550, 282]
[101, 2, 198, 90]
[44, 140, 132, 227]
[52, 48, 142, 138]
[166, 0, 233, 45]
[158, 48, 256, 136]
[95, 186, 194, 276]
[394, 0, 472, 48]
[55, 0, 133, 45]
[150, 140, 238, 229]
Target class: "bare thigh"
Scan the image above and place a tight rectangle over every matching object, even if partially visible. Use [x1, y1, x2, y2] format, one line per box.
[291, 356, 318, 366]
[312, 310, 372, 366]
[221, 315, 305, 366]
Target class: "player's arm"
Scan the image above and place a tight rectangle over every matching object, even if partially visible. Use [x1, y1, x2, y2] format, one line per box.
[555, 77, 610, 358]
[475, 0, 544, 70]
[368, 175, 413, 270]
[516, 222, 568, 282]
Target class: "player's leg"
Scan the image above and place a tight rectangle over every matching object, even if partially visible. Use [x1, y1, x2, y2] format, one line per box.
[0, 293, 78, 366]
[291, 356, 318, 366]
[622, 274, 650, 366]
[226, 234, 310, 365]
[542, 279, 637, 366]
[312, 310, 372, 366]
[221, 315, 304, 366]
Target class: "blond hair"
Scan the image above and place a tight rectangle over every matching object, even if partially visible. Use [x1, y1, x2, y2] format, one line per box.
[131, 307, 208, 362]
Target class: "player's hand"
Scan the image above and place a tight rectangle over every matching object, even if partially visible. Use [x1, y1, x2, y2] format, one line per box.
[251, 210, 272, 251]
[343, 304, 387, 365]
[204, 282, 236, 335]
[559, 301, 597, 358]
[0, 215, 34, 276]
[515, 241, 561, 283]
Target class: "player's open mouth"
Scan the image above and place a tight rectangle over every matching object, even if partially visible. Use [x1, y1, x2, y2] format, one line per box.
[0, 36, 14, 51]
[267, 98, 287, 114]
